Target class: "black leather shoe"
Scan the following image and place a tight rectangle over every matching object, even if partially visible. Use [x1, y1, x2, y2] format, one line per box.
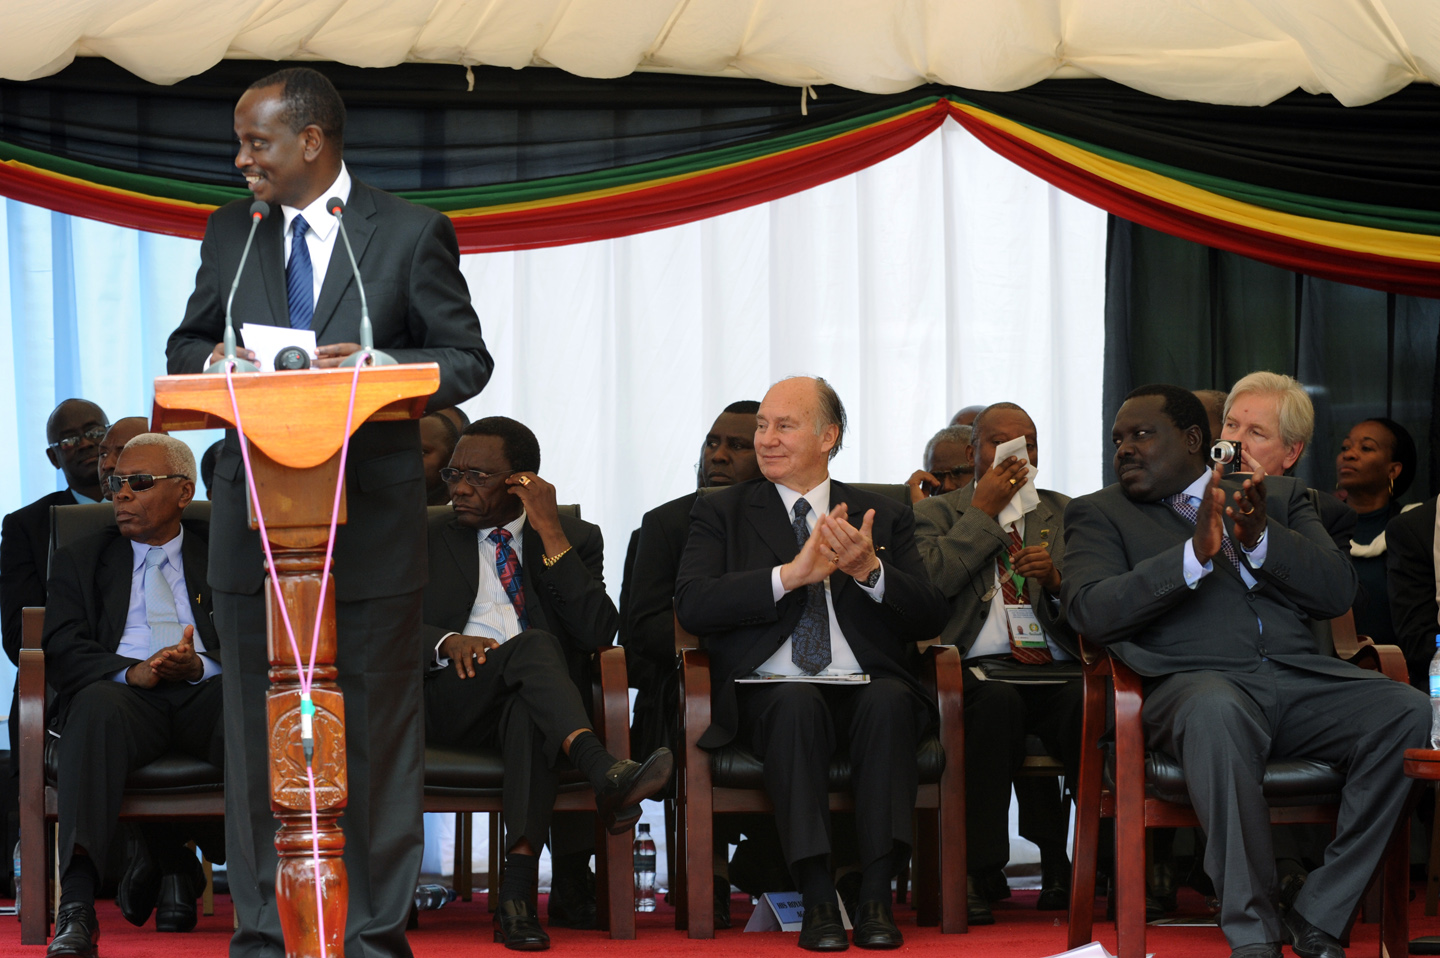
[1229, 944, 1282, 958]
[547, 863, 597, 929]
[965, 876, 995, 926]
[595, 748, 673, 835]
[1283, 907, 1345, 958]
[798, 901, 849, 951]
[977, 866, 1010, 901]
[47, 903, 99, 958]
[155, 854, 204, 932]
[852, 901, 902, 949]
[714, 878, 732, 931]
[116, 832, 160, 927]
[1037, 857, 1069, 911]
[494, 898, 550, 951]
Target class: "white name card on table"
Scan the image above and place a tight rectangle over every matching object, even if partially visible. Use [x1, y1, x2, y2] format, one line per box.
[744, 892, 852, 933]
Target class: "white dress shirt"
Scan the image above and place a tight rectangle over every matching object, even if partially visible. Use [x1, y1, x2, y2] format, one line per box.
[963, 514, 1073, 662]
[756, 479, 884, 677]
[113, 530, 222, 684]
[281, 162, 353, 309]
[435, 512, 528, 667]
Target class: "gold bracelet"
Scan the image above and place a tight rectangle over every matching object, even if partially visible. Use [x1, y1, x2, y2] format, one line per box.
[542, 546, 572, 569]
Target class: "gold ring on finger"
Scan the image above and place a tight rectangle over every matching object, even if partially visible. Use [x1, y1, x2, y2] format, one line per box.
[1239, 502, 1256, 515]
[1009, 479, 1017, 486]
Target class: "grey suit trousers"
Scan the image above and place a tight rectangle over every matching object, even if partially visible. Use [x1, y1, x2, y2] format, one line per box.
[1142, 661, 1429, 947]
[218, 589, 425, 958]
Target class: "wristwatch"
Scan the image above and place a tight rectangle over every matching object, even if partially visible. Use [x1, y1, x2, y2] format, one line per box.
[859, 563, 882, 588]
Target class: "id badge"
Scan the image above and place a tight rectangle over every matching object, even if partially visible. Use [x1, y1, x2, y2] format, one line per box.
[1004, 604, 1047, 648]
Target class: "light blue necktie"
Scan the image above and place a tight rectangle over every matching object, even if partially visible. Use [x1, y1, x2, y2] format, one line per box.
[789, 498, 832, 674]
[286, 214, 314, 330]
[144, 547, 183, 655]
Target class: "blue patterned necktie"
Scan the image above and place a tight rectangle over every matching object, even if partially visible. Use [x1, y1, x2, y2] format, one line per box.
[1166, 492, 1244, 576]
[488, 528, 530, 632]
[144, 547, 183, 655]
[286, 214, 314, 330]
[789, 498, 832, 674]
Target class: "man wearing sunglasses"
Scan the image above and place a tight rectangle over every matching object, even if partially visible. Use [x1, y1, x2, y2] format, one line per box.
[422, 416, 671, 949]
[906, 424, 975, 504]
[97, 418, 151, 502]
[41, 434, 223, 957]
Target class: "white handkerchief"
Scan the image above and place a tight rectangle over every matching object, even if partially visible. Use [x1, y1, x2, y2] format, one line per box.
[994, 434, 1041, 529]
[240, 324, 318, 373]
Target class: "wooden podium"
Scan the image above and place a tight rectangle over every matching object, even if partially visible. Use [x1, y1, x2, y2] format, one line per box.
[153, 364, 440, 958]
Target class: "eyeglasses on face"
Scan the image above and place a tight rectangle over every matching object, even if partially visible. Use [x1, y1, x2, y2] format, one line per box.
[104, 474, 188, 494]
[933, 466, 974, 480]
[49, 426, 108, 451]
[439, 467, 511, 488]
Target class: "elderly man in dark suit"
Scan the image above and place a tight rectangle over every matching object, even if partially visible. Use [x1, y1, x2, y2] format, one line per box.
[1062, 383, 1429, 958]
[676, 376, 950, 951]
[422, 416, 671, 949]
[914, 402, 1079, 921]
[41, 434, 223, 957]
[165, 67, 493, 958]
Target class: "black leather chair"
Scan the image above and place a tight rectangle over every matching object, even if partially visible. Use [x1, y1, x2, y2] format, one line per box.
[19, 500, 222, 944]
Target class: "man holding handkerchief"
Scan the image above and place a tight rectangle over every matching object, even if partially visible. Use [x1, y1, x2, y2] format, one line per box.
[913, 402, 1082, 923]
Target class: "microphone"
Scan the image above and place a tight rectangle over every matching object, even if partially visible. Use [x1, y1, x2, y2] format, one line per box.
[327, 197, 397, 368]
[205, 200, 268, 374]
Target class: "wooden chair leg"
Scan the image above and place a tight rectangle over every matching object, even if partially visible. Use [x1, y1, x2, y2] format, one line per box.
[488, 812, 502, 911]
[685, 793, 714, 939]
[603, 822, 634, 939]
[52, 822, 60, 930]
[913, 810, 939, 927]
[18, 798, 47, 943]
[200, 848, 215, 917]
[1381, 810, 1410, 958]
[1428, 785, 1440, 917]
[456, 813, 473, 902]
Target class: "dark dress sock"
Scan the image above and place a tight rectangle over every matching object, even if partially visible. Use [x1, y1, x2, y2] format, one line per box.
[858, 843, 902, 904]
[59, 854, 100, 909]
[566, 731, 619, 792]
[500, 853, 540, 906]
[794, 854, 835, 910]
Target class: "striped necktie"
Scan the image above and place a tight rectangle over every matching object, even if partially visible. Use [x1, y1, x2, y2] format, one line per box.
[488, 528, 529, 632]
[1001, 528, 1051, 665]
[287, 214, 314, 330]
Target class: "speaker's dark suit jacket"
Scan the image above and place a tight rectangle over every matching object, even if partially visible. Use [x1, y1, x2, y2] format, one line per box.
[1061, 475, 1365, 678]
[42, 521, 219, 722]
[1386, 496, 1438, 689]
[2, 489, 78, 666]
[421, 510, 618, 701]
[674, 478, 950, 750]
[165, 178, 492, 958]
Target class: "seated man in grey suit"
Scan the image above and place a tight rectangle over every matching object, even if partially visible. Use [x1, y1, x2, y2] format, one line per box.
[42, 434, 223, 957]
[421, 416, 672, 950]
[913, 403, 1080, 921]
[1063, 383, 1429, 958]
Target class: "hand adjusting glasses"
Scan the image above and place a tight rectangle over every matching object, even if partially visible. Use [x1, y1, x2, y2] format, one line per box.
[103, 474, 189, 495]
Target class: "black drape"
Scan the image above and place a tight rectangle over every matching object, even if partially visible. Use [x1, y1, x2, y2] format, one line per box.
[1103, 218, 1439, 499]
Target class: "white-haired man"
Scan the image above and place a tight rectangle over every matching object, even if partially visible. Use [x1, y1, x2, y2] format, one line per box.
[42, 434, 222, 957]
[1221, 372, 1355, 550]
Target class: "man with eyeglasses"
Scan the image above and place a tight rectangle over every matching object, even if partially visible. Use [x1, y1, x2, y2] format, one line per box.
[41, 434, 223, 957]
[421, 416, 671, 949]
[97, 418, 151, 501]
[906, 424, 974, 504]
[2, 399, 110, 666]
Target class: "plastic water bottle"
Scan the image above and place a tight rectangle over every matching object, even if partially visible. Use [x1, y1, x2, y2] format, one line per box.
[11, 841, 19, 912]
[633, 824, 657, 912]
[1429, 635, 1440, 749]
[414, 883, 456, 911]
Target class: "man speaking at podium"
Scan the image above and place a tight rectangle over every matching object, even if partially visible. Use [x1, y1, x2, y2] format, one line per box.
[166, 68, 493, 958]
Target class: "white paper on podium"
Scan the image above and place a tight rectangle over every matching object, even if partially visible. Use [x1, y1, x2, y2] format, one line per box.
[240, 324, 317, 372]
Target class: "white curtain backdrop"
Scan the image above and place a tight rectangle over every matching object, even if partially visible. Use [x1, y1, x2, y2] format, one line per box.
[1, 118, 1106, 874]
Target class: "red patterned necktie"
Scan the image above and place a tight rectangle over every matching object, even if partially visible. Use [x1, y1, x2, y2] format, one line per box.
[488, 528, 529, 631]
[1001, 527, 1051, 665]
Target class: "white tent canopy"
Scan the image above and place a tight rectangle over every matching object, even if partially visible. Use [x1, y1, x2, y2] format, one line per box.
[4, 0, 1435, 106]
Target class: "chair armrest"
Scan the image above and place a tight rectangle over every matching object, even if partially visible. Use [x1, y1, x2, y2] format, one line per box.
[1348, 641, 1409, 684]
[921, 644, 964, 736]
[679, 649, 712, 787]
[673, 610, 699, 654]
[593, 646, 631, 760]
[18, 609, 47, 810]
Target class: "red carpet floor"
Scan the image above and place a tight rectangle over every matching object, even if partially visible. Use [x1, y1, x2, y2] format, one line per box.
[3, 888, 1440, 957]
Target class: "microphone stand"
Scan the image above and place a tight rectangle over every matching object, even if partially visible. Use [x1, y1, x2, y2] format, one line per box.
[329, 197, 397, 368]
[206, 200, 268, 374]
